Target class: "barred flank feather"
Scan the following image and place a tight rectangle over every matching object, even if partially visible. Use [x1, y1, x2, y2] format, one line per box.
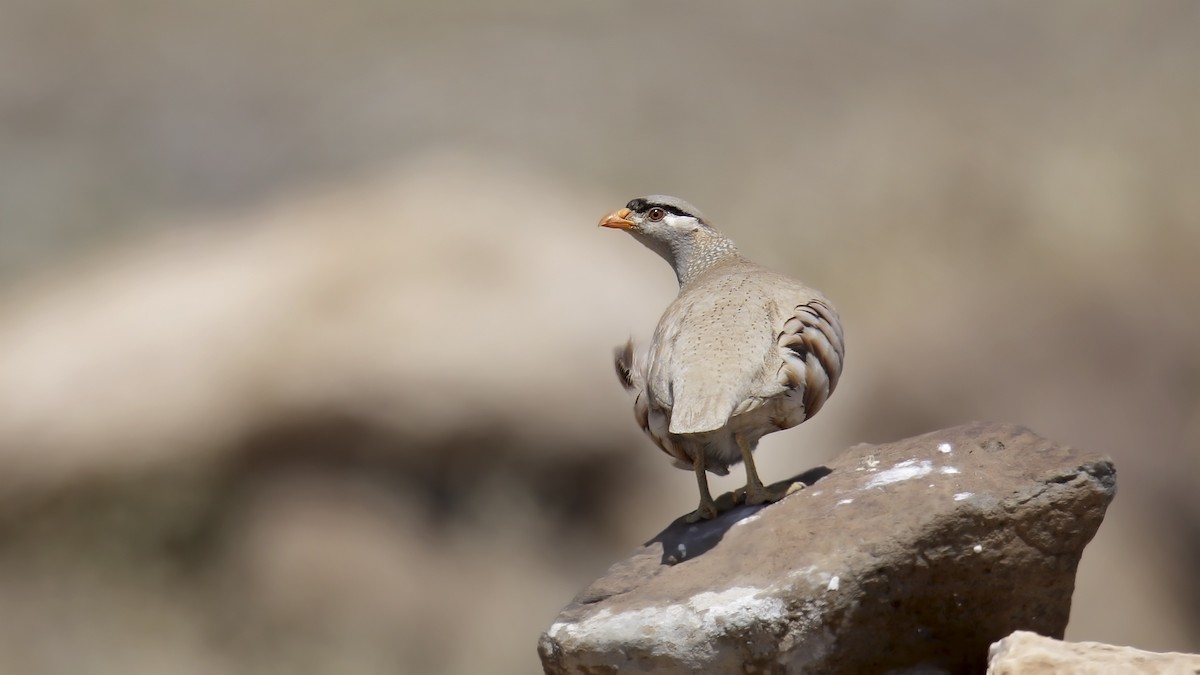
[778, 299, 844, 418]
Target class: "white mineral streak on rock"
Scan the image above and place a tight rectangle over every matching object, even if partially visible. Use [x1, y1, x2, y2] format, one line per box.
[787, 565, 837, 591]
[547, 587, 785, 664]
[865, 459, 933, 489]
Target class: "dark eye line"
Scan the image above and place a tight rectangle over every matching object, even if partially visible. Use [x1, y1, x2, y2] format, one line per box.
[626, 199, 694, 220]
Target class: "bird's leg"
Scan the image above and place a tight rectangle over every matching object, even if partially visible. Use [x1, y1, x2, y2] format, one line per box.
[735, 436, 785, 506]
[684, 450, 719, 523]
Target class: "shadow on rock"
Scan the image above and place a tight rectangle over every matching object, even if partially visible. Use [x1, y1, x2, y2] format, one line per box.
[648, 465, 834, 565]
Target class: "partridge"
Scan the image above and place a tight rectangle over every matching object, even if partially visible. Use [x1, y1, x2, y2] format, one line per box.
[600, 196, 845, 522]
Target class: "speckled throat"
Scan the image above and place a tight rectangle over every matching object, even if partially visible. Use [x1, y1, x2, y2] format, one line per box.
[630, 227, 741, 287]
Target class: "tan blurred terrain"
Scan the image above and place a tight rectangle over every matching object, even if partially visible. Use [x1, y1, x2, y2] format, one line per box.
[0, 1, 1198, 673]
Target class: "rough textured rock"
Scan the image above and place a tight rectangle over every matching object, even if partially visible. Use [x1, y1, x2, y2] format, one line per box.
[0, 154, 666, 493]
[988, 631, 1200, 674]
[0, 155, 673, 675]
[538, 422, 1116, 674]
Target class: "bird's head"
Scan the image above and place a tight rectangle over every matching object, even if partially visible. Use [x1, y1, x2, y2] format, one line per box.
[598, 195, 736, 286]
[598, 195, 709, 240]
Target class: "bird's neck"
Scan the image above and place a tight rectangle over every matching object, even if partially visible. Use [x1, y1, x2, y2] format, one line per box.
[634, 229, 741, 287]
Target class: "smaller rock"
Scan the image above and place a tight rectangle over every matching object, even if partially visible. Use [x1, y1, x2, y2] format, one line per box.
[988, 630, 1200, 674]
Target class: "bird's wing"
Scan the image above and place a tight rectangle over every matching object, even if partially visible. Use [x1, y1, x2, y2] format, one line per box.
[651, 270, 781, 435]
[653, 270, 844, 435]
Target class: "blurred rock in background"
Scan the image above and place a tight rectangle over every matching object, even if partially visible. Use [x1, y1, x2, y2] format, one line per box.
[0, 1, 1197, 673]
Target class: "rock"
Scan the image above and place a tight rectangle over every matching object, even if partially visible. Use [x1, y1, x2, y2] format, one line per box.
[538, 422, 1116, 674]
[0, 154, 673, 675]
[0, 152, 666, 496]
[988, 630, 1200, 674]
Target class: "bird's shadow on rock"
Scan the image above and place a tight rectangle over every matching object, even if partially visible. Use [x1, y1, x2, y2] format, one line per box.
[647, 466, 833, 566]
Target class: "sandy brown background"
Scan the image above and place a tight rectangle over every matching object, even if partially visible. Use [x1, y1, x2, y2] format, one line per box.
[1, 1, 1197, 673]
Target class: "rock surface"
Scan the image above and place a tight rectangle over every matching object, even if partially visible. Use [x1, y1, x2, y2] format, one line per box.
[538, 422, 1116, 674]
[988, 630, 1200, 674]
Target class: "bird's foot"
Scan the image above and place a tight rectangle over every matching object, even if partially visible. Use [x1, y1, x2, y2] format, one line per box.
[735, 481, 800, 506]
[743, 483, 775, 506]
[684, 498, 720, 523]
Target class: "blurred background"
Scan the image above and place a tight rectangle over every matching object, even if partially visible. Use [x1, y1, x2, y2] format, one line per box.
[1, 1, 1198, 672]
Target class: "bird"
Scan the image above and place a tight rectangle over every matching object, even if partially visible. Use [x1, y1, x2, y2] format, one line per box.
[599, 195, 844, 522]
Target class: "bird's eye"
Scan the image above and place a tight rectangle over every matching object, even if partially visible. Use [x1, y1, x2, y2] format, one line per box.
[647, 207, 666, 222]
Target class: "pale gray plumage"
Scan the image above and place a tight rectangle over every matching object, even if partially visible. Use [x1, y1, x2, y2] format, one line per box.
[603, 195, 844, 521]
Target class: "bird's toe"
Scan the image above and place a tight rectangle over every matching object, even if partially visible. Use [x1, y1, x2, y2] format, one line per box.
[685, 500, 720, 523]
[744, 482, 796, 506]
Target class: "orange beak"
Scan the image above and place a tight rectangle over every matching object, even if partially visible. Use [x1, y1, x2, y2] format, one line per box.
[598, 207, 635, 229]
